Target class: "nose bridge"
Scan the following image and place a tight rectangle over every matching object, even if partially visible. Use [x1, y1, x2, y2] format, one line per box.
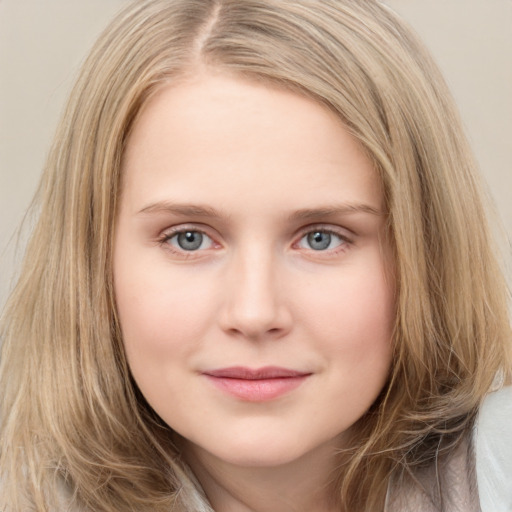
[220, 241, 290, 339]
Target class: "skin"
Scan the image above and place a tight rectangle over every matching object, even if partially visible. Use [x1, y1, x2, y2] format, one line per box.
[114, 71, 395, 512]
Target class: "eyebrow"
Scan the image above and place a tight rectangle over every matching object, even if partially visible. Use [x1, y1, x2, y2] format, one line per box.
[288, 203, 384, 221]
[137, 201, 383, 219]
[138, 202, 224, 218]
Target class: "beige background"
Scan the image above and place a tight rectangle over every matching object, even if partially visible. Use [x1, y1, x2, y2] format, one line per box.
[1, 0, 511, 309]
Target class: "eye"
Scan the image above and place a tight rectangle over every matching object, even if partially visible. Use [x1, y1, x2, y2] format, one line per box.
[164, 230, 215, 252]
[297, 229, 347, 251]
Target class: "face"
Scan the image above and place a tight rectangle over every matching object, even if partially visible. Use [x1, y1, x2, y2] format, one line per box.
[114, 72, 394, 469]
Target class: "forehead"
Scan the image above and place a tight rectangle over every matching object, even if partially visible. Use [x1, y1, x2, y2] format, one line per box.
[121, 72, 383, 217]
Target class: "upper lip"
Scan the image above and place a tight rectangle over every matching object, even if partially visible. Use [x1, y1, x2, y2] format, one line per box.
[203, 366, 311, 380]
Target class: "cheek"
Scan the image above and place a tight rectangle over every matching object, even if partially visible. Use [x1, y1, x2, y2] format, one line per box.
[113, 256, 218, 364]
[300, 262, 395, 347]
[296, 254, 395, 409]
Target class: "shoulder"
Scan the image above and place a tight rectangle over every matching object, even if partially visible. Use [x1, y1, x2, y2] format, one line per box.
[475, 385, 512, 512]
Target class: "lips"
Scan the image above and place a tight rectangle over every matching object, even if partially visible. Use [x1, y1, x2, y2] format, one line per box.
[203, 366, 311, 401]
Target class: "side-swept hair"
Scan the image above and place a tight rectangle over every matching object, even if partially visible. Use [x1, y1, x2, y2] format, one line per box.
[1, 1, 510, 510]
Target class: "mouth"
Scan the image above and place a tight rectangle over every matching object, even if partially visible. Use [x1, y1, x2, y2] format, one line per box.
[203, 366, 312, 402]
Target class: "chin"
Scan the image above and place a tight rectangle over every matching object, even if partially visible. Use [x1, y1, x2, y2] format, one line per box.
[185, 430, 340, 470]
[219, 449, 304, 468]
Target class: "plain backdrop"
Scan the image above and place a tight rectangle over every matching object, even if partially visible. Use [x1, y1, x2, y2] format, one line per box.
[0, 0, 511, 310]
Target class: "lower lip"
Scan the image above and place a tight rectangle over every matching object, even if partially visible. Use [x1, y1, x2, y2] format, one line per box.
[205, 375, 309, 402]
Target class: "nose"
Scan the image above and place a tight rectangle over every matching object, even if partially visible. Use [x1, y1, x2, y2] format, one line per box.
[218, 247, 292, 341]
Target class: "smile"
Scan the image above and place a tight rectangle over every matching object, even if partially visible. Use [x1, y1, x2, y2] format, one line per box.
[203, 366, 312, 402]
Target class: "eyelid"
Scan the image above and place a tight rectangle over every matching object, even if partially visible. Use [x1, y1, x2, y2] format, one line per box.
[292, 224, 354, 254]
[295, 223, 353, 242]
[158, 224, 222, 254]
[156, 222, 353, 258]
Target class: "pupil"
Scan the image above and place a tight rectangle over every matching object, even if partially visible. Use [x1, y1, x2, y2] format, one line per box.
[178, 231, 203, 250]
[308, 231, 331, 250]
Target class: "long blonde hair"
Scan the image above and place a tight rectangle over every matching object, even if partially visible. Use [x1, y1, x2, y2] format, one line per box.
[1, 0, 510, 511]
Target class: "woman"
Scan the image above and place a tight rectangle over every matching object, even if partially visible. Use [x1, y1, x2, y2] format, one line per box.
[1, 0, 511, 510]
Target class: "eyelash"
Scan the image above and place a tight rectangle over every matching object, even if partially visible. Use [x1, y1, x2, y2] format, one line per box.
[158, 226, 218, 257]
[294, 227, 351, 255]
[158, 225, 353, 258]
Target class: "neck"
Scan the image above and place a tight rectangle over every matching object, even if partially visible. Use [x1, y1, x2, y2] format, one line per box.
[182, 439, 344, 512]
